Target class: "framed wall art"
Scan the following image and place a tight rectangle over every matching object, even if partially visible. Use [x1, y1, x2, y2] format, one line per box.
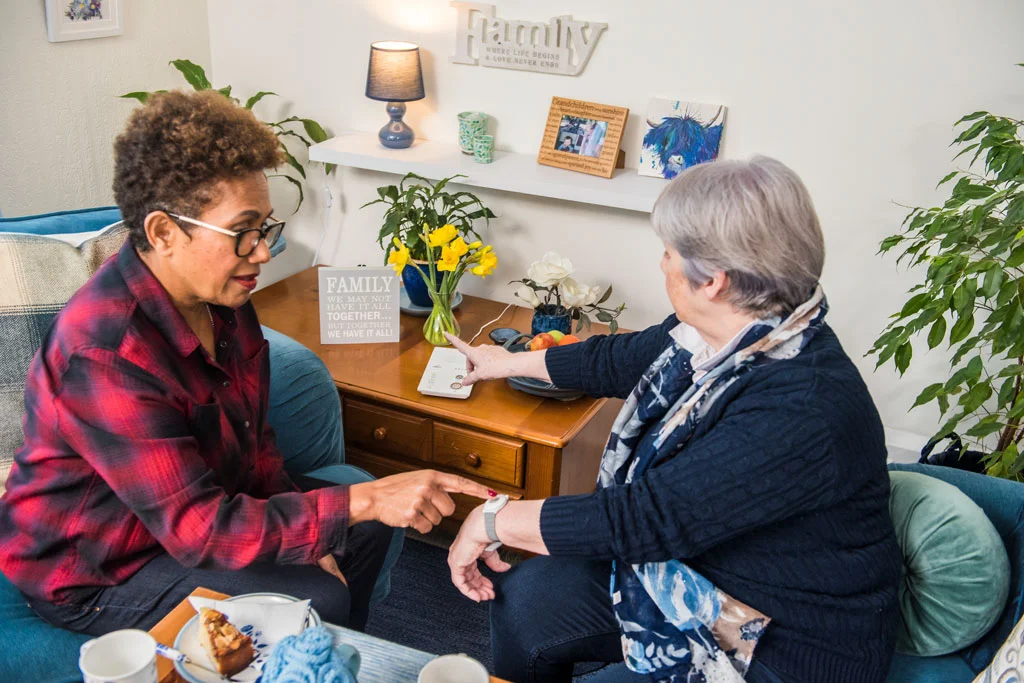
[45, 0, 123, 43]
[639, 99, 726, 179]
[537, 97, 629, 179]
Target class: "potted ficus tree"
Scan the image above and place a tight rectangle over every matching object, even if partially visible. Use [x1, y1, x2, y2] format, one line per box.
[870, 79, 1024, 480]
[362, 173, 496, 307]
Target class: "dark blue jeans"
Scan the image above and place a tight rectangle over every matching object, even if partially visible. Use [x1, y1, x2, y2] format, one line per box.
[491, 556, 786, 683]
[26, 474, 391, 635]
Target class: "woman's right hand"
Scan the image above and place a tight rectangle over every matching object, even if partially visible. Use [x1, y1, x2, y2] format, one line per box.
[349, 470, 492, 534]
[444, 333, 552, 385]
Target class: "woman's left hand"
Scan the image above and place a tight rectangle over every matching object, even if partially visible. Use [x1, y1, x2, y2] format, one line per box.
[448, 506, 511, 602]
[317, 554, 347, 586]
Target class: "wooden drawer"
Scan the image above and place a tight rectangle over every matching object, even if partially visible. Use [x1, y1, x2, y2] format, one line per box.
[344, 399, 431, 463]
[432, 423, 525, 488]
[345, 447, 521, 523]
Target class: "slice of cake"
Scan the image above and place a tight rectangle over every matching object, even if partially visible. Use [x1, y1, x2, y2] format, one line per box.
[197, 607, 255, 677]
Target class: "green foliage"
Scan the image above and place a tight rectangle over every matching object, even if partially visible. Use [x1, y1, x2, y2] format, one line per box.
[120, 59, 333, 212]
[869, 79, 1024, 480]
[362, 173, 496, 262]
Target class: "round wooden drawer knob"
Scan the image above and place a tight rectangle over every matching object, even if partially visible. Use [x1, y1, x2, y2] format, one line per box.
[465, 453, 482, 468]
[373, 427, 387, 442]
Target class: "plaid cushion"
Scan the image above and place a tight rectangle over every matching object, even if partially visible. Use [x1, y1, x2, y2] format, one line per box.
[0, 223, 128, 492]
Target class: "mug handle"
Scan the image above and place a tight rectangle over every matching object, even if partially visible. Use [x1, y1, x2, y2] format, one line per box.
[334, 643, 361, 676]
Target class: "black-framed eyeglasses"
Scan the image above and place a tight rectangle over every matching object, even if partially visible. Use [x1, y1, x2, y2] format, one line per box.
[166, 212, 286, 257]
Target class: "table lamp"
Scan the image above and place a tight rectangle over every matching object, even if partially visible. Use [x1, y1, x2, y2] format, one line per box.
[365, 41, 425, 149]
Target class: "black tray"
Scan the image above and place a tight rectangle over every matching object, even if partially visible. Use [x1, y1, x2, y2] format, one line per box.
[502, 334, 584, 401]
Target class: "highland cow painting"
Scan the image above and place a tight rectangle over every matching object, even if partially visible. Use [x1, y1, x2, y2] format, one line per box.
[639, 100, 726, 180]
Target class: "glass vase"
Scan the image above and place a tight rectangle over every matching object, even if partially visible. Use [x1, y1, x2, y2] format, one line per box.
[423, 289, 461, 346]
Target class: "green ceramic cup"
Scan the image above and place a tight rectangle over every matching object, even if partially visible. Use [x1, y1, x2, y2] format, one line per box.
[473, 134, 494, 164]
[458, 112, 487, 154]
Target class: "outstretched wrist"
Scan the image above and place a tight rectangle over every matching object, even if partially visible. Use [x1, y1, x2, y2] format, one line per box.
[348, 482, 376, 525]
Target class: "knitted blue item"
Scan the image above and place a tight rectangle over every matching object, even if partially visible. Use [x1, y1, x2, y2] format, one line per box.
[259, 627, 357, 683]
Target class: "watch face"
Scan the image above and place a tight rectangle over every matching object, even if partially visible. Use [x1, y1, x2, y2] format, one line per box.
[485, 494, 509, 511]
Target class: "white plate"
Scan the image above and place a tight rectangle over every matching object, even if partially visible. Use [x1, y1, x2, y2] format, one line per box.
[173, 592, 321, 683]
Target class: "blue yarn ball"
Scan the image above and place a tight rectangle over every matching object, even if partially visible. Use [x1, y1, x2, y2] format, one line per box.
[260, 626, 357, 683]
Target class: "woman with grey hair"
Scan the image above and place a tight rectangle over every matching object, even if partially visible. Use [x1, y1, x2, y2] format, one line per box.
[444, 156, 901, 682]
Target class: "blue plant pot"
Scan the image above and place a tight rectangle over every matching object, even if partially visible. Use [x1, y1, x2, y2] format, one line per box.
[531, 306, 572, 336]
[402, 263, 444, 307]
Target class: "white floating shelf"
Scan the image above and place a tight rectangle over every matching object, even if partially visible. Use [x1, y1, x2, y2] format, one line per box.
[309, 132, 666, 213]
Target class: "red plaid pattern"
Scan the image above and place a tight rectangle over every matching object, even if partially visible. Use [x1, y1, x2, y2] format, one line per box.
[0, 242, 349, 603]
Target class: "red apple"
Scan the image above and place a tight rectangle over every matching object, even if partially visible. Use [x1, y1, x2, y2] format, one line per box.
[528, 333, 557, 351]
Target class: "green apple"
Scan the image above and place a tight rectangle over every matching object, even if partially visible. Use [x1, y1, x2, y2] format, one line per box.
[547, 330, 565, 342]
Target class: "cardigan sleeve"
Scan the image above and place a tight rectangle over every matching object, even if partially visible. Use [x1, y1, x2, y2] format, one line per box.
[538, 385, 838, 563]
[543, 314, 678, 399]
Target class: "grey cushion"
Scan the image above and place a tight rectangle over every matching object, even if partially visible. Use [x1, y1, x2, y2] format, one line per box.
[0, 224, 128, 490]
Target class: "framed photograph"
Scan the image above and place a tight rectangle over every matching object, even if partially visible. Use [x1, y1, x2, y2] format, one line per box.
[639, 99, 726, 179]
[538, 97, 629, 179]
[45, 0, 123, 43]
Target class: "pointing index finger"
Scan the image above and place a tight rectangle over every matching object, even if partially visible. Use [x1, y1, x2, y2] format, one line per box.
[444, 333, 472, 355]
[436, 472, 493, 499]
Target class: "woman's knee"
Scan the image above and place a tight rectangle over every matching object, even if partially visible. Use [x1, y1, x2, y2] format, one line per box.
[303, 576, 352, 626]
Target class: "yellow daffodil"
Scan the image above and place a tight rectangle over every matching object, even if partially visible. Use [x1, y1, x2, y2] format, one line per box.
[471, 247, 498, 277]
[468, 240, 482, 249]
[387, 237, 410, 275]
[437, 244, 461, 272]
[427, 223, 459, 248]
[449, 237, 469, 258]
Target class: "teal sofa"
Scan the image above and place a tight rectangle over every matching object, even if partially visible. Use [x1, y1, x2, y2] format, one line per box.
[0, 208, 400, 682]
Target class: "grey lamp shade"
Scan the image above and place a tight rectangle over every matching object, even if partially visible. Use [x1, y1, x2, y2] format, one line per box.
[365, 41, 425, 102]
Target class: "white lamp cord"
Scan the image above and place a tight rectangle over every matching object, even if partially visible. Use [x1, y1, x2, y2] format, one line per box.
[468, 302, 515, 345]
[311, 181, 333, 268]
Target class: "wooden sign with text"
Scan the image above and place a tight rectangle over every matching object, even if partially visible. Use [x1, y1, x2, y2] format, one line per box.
[318, 267, 399, 344]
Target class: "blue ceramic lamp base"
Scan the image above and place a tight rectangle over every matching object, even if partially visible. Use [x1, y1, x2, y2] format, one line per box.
[379, 102, 415, 149]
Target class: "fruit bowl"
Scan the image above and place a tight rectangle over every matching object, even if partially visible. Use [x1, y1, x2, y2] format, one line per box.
[502, 333, 585, 401]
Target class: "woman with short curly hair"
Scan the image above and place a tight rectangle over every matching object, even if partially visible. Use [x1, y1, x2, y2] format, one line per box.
[0, 90, 488, 636]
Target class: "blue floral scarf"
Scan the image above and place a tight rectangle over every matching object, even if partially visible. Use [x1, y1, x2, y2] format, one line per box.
[601, 287, 827, 682]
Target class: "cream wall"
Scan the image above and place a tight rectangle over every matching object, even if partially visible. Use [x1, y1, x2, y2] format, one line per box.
[207, 0, 1022, 443]
[0, 1, 211, 216]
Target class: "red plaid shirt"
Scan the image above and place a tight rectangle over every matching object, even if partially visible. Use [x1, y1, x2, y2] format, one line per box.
[0, 242, 349, 604]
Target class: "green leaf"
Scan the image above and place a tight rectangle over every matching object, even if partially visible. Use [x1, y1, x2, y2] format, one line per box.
[954, 119, 988, 143]
[895, 342, 913, 375]
[598, 285, 613, 305]
[899, 293, 931, 318]
[269, 174, 304, 213]
[280, 145, 306, 179]
[912, 383, 945, 409]
[120, 91, 151, 103]
[949, 312, 975, 344]
[325, 163, 337, 176]
[1006, 195, 1024, 226]
[216, 85, 233, 99]
[927, 316, 947, 349]
[245, 91, 277, 109]
[998, 376, 1017, 407]
[982, 264, 1005, 298]
[957, 111, 989, 123]
[936, 170, 959, 188]
[169, 59, 212, 90]
[965, 419, 1005, 438]
[960, 382, 993, 413]
[301, 119, 329, 143]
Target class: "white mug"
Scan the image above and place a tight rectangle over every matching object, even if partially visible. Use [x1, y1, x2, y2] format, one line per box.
[79, 629, 158, 683]
[418, 653, 489, 683]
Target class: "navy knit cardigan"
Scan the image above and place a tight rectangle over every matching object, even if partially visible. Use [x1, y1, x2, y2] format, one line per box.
[539, 315, 902, 683]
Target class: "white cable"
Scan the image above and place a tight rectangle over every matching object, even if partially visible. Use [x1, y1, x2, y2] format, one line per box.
[311, 182, 333, 268]
[468, 302, 516, 345]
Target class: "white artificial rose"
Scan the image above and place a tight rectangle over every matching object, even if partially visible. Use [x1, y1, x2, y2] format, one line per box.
[582, 284, 602, 307]
[515, 284, 542, 308]
[527, 251, 574, 287]
[559, 277, 590, 308]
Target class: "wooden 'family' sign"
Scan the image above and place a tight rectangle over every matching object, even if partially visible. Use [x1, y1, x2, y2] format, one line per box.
[318, 267, 399, 344]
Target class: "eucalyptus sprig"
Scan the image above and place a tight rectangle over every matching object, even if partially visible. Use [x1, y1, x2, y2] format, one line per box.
[362, 173, 495, 262]
[121, 59, 333, 212]
[869, 67, 1024, 479]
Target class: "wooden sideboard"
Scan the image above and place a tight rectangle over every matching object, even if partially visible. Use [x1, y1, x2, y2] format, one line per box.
[251, 267, 621, 524]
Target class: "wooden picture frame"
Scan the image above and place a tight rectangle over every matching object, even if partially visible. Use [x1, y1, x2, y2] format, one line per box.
[537, 97, 629, 179]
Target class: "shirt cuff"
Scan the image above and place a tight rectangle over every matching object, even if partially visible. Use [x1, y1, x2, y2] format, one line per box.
[314, 485, 350, 558]
[539, 493, 616, 559]
[544, 344, 584, 389]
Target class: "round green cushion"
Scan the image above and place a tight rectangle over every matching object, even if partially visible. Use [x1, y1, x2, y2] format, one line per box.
[889, 470, 1010, 656]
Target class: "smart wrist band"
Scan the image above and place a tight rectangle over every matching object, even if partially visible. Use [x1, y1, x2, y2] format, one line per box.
[482, 494, 509, 552]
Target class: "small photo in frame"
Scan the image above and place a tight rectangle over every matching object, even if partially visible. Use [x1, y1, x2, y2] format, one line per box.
[45, 0, 123, 43]
[538, 97, 629, 179]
